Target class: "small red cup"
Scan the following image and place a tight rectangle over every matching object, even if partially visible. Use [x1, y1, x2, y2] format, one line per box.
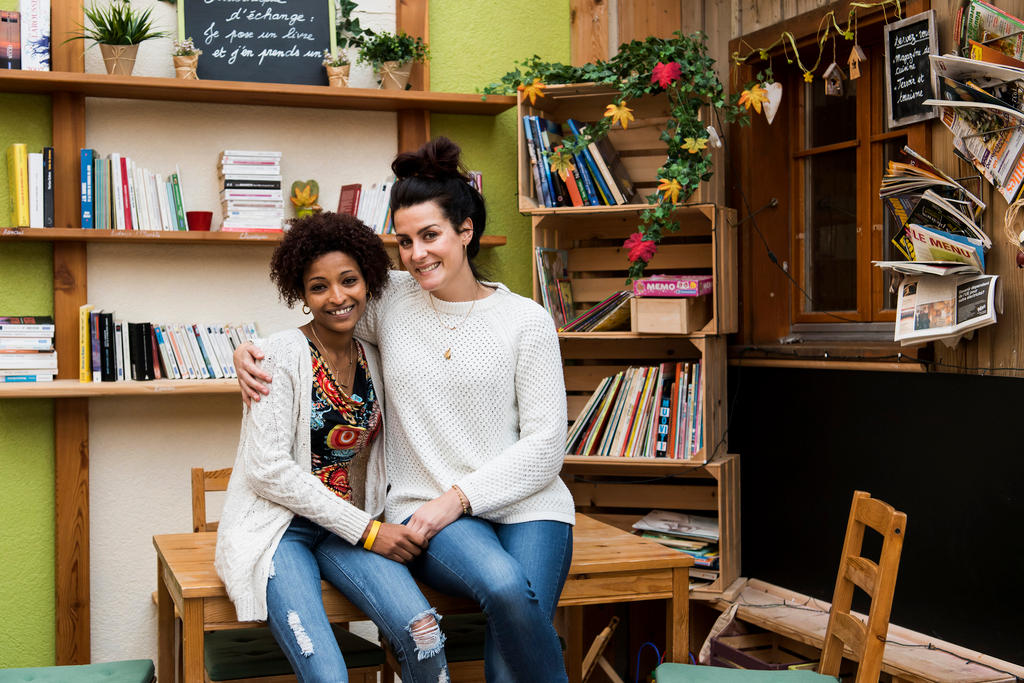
[186, 211, 213, 231]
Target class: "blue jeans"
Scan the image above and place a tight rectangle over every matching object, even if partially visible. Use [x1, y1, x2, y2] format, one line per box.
[409, 516, 573, 683]
[266, 516, 449, 683]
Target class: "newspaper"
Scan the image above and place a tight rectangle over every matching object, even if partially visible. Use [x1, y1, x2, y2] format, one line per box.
[873, 260, 981, 276]
[895, 273, 1001, 344]
[904, 223, 985, 269]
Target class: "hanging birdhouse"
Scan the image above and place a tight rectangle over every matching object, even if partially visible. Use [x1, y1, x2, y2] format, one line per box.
[823, 62, 845, 96]
[847, 44, 867, 80]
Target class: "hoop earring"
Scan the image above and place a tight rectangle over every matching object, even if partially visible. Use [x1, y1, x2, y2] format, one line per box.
[302, 304, 311, 315]
[367, 292, 372, 301]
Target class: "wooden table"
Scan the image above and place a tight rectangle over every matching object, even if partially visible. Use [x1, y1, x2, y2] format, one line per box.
[154, 514, 692, 683]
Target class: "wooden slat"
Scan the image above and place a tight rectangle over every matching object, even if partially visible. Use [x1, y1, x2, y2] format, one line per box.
[0, 378, 241, 398]
[0, 70, 516, 114]
[854, 494, 895, 532]
[54, 397, 89, 665]
[569, 243, 712, 271]
[571, 0, 609, 65]
[568, 481, 718, 510]
[844, 556, 878, 597]
[570, 277, 629, 304]
[829, 611, 868, 656]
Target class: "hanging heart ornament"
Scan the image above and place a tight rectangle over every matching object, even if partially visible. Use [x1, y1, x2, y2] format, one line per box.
[763, 82, 783, 125]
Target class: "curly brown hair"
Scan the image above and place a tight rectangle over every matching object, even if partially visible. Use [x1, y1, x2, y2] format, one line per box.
[270, 212, 392, 307]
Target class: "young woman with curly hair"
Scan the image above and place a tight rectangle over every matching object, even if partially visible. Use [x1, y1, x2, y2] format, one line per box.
[215, 212, 449, 683]
[235, 138, 574, 682]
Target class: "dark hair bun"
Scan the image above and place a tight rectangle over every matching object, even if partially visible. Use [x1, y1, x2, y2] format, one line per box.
[392, 136, 468, 182]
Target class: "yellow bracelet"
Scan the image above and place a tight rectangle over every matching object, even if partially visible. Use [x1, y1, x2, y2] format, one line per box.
[363, 520, 382, 550]
[452, 485, 470, 515]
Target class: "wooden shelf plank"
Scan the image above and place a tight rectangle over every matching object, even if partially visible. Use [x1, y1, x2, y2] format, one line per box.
[0, 379, 240, 398]
[562, 455, 709, 475]
[558, 331, 707, 340]
[0, 70, 516, 114]
[0, 227, 507, 248]
[523, 202, 716, 217]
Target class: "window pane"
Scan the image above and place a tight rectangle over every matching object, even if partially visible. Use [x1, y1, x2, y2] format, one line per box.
[804, 149, 858, 312]
[805, 77, 857, 148]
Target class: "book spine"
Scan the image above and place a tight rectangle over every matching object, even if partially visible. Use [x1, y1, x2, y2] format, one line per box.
[100, 312, 115, 381]
[28, 151, 42, 227]
[127, 159, 140, 230]
[1, 12, 9, 70]
[590, 140, 625, 204]
[527, 116, 554, 207]
[7, 143, 29, 226]
[7, 11, 19, 69]
[19, 0, 47, 70]
[567, 119, 613, 205]
[153, 326, 176, 379]
[118, 156, 132, 230]
[80, 148, 94, 228]
[147, 324, 161, 379]
[42, 146, 53, 227]
[113, 320, 124, 381]
[171, 174, 186, 230]
[184, 325, 209, 379]
[522, 115, 549, 207]
[78, 304, 93, 382]
[89, 311, 102, 382]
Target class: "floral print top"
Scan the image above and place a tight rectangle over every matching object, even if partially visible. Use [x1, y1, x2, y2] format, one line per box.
[308, 339, 381, 504]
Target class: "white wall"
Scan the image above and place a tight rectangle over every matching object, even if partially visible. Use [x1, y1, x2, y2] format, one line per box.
[82, 0, 397, 663]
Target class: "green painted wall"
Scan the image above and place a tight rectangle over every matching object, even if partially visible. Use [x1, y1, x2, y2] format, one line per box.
[430, 1, 570, 297]
[0, 92, 56, 667]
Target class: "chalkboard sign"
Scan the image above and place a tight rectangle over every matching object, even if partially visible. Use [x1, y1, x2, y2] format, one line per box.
[884, 10, 938, 128]
[178, 0, 336, 86]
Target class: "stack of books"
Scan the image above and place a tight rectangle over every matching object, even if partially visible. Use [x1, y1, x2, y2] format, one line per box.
[355, 178, 395, 234]
[218, 150, 284, 232]
[6, 143, 53, 228]
[78, 304, 256, 382]
[522, 115, 635, 208]
[79, 149, 189, 231]
[1, 0, 50, 71]
[566, 360, 703, 459]
[0, 315, 56, 382]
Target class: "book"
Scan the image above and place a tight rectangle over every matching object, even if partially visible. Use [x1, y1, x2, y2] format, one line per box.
[0, 337, 52, 350]
[78, 305, 92, 382]
[554, 145, 584, 207]
[594, 136, 636, 204]
[534, 247, 569, 327]
[42, 146, 53, 227]
[0, 351, 57, 370]
[223, 178, 282, 190]
[113, 320, 124, 381]
[522, 115, 550, 207]
[28, 151, 42, 227]
[0, 315, 54, 334]
[89, 310, 102, 382]
[3, 11, 20, 69]
[80, 148, 94, 228]
[100, 312, 115, 381]
[0, 373, 54, 382]
[536, 117, 569, 206]
[18, 0, 47, 71]
[567, 119, 616, 205]
[7, 143, 29, 226]
[170, 173, 186, 229]
[337, 183, 361, 215]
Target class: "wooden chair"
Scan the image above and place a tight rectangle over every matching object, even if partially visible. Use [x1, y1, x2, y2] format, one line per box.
[189, 466, 385, 683]
[654, 491, 907, 683]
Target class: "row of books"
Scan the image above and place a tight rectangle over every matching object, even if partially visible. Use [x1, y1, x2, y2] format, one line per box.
[566, 360, 704, 460]
[80, 149, 191, 231]
[343, 179, 395, 234]
[78, 305, 257, 382]
[0, 315, 55, 382]
[6, 143, 54, 227]
[1, 1, 50, 71]
[522, 115, 635, 208]
[220, 150, 284, 232]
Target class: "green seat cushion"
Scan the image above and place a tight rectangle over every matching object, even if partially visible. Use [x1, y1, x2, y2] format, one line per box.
[0, 660, 154, 683]
[655, 663, 837, 682]
[204, 624, 383, 681]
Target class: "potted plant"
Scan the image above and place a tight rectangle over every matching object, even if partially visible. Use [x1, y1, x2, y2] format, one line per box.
[172, 37, 201, 80]
[65, 1, 167, 76]
[322, 49, 350, 87]
[357, 30, 429, 90]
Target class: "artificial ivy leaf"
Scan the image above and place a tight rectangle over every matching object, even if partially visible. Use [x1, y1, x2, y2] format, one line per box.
[682, 137, 708, 154]
[657, 177, 683, 204]
[623, 232, 657, 263]
[738, 83, 769, 114]
[518, 78, 546, 105]
[604, 100, 635, 129]
[650, 61, 682, 88]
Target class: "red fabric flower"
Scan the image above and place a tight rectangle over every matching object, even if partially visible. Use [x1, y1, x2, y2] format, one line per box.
[651, 61, 682, 88]
[624, 232, 657, 263]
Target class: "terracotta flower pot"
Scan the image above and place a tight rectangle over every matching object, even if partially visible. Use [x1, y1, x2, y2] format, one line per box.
[99, 43, 140, 76]
[325, 63, 350, 87]
[173, 54, 200, 80]
[376, 60, 412, 90]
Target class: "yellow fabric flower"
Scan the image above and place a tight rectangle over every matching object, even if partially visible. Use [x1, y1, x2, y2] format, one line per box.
[604, 100, 635, 129]
[518, 78, 546, 105]
[291, 183, 318, 207]
[548, 148, 576, 181]
[803, 71, 814, 83]
[738, 83, 769, 114]
[658, 177, 683, 204]
[683, 137, 708, 154]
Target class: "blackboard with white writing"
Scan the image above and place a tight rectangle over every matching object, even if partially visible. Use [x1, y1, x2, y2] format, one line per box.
[884, 10, 938, 128]
[179, 0, 335, 86]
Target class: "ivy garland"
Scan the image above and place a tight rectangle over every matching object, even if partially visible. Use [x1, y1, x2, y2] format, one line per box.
[482, 31, 749, 280]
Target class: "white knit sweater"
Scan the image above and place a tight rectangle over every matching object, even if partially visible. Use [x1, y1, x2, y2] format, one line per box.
[357, 271, 575, 526]
[215, 329, 387, 622]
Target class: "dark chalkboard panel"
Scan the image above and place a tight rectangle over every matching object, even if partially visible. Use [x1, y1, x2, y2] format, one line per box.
[884, 10, 938, 128]
[178, 0, 335, 86]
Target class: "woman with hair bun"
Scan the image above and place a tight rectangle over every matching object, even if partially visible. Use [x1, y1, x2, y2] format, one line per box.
[236, 137, 574, 682]
[217, 212, 450, 683]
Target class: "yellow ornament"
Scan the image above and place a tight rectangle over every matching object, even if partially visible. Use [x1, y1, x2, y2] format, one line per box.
[738, 83, 769, 114]
[803, 71, 814, 83]
[604, 100, 635, 129]
[657, 177, 683, 204]
[518, 78, 546, 105]
[683, 137, 708, 154]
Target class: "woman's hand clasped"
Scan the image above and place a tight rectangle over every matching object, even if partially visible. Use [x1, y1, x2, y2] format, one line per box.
[234, 341, 272, 407]
[406, 489, 465, 541]
[365, 522, 428, 563]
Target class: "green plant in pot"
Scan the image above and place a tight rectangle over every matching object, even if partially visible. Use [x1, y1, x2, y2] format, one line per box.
[66, 0, 167, 76]
[357, 30, 429, 90]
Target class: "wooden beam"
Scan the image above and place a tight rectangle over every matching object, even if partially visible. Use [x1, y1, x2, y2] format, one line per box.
[397, 0, 430, 152]
[571, 0, 608, 65]
[54, 398, 89, 665]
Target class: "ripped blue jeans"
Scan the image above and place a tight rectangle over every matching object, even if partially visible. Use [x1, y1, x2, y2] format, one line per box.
[409, 517, 573, 683]
[266, 516, 448, 683]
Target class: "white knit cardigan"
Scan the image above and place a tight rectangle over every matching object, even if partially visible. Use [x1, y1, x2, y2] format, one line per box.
[214, 328, 387, 622]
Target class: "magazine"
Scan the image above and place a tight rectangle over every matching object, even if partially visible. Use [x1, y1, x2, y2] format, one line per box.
[873, 260, 982, 277]
[903, 223, 985, 270]
[894, 273, 1001, 344]
[632, 509, 719, 542]
[534, 247, 569, 328]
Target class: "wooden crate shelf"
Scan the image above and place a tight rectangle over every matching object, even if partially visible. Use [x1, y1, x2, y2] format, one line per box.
[565, 453, 740, 596]
[0, 227, 507, 248]
[0, 378, 240, 398]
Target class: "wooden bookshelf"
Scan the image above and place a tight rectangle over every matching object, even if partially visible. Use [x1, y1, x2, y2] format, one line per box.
[0, 227, 508, 248]
[0, 69, 516, 114]
[561, 455, 710, 475]
[0, 379, 239, 398]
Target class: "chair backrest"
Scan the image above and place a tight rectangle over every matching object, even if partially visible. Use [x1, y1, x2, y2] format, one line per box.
[190, 467, 232, 532]
[819, 491, 907, 683]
